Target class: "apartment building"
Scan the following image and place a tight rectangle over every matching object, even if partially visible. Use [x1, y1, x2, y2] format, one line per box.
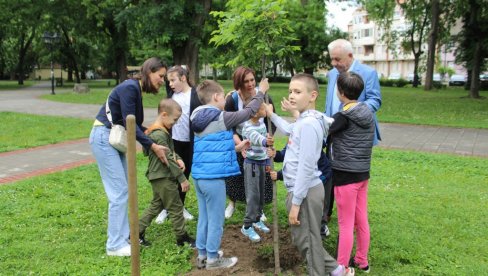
[347, 5, 464, 79]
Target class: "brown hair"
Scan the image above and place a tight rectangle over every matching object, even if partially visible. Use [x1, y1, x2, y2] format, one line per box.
[157, 98, 182, 115]
[139, 57, 167, 94]
[196, 80, 224, 104]
[291, 73, 320, 94]
[232, 66, 255, 91]
[167, 65, 193, 87]
[337, 72, 364, 100]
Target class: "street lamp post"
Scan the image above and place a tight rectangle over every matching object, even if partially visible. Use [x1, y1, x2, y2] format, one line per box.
[42, 32, 59, 95]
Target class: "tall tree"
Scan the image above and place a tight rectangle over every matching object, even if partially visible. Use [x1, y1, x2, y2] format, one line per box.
[424, 0, 440, 90]
[455, 0, 488, 98]
[1, 0, 47, 85]
[119, 0, 211, 85]
[363, 0, 430, 88]
[210, 0, 299, 76]
[286, 0, 329, 74]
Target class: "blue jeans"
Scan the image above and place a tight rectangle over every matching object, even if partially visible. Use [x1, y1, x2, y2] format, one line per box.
[194, 178, 226, 259]
[89, 126, 130, 251]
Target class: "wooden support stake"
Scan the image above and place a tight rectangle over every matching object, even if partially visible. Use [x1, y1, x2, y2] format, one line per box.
[265, 96, 281, 275]
[126, 115, 140, 276]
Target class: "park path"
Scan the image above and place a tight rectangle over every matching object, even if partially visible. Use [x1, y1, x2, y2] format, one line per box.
[1, 81, 487, 184]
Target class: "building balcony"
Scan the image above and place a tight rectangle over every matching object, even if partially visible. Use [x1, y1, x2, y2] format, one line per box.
[354, 37, 375, 46]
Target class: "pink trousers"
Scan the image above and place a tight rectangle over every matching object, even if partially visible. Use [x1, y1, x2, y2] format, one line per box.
[334, 180, 370, 268]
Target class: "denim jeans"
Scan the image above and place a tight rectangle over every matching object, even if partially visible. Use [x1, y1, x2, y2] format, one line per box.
[89, 126, 130, 251]
[194, 178, 226, 259]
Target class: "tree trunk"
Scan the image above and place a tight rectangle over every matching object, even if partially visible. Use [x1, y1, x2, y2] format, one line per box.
[424, 0, 440, 91]
[171, 0, 211, 86]
[469, 41, 481, 98]
[16, 31, 36, 85]
[413, 53, 421, 89]
[105, 16, 128, 84]
[67, 67, 73, 82]
[212, 67, 217, 80]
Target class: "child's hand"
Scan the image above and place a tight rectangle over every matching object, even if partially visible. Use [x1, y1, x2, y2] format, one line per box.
[177, 159, 186, 172]
[266, 134, 274, 147]
[289, 204, 300, 226]
[267, 147, 276, 158]
[281, 98, 299, 118]
[258, 78, 269, 93]
[270, 170, 277, 181]
[264, 103, 274, 117]
[180, 180, 190, 192]
[241, 149, 247, 159]
[235, 139, 250, 152]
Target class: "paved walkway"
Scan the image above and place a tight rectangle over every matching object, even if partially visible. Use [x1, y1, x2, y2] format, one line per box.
[1, 81, 487, 184]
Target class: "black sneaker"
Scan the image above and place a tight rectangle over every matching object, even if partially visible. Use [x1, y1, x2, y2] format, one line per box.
[128, 233, 151, 247]
[176, 233, 196, 248]
[139, 233, 151, 247]
[349, 257, 370, 273]
[320, 223, 330, 237]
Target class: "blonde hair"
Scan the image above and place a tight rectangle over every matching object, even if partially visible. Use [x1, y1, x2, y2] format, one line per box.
[196, 80, 224, 104]
[291, 73, 319, 94]
[157, 98, 182, 115]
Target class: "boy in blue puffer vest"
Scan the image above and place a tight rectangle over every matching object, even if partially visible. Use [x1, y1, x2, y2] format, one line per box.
[190, 79, 269, 270]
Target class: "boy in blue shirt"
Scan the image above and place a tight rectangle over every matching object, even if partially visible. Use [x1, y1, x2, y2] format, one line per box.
[190, 79, 269, 270]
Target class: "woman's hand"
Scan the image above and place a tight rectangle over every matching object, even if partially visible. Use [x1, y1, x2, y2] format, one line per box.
[151, 143, 169, 165]
[258, 78, 269, 94]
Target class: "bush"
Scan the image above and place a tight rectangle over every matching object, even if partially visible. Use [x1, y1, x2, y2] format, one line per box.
[432, 81, 447, 89]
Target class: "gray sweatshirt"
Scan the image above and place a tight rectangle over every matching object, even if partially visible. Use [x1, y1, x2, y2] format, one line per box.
[270, 110, 334, 205]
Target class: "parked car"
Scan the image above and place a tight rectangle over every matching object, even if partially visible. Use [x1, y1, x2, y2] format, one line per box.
[407, 73, 421, 84]
[480, 74, 488, 82]
[388, 73, 401, 80]
[433, 73, 442, 82]
[449, 74, 466, 86]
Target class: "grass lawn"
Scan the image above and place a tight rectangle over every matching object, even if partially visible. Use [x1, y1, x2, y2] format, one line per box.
[0, 112, 92, 152]
[378, 86, 488, 129]
[40, 80, 488, 128]
[0, 80, 35, 90]
[0, 136, 487, 274]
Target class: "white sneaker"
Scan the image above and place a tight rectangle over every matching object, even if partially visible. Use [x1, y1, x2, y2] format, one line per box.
[224, 204, 235, 219]
[260, 212, 267, 222]
[107, 244, 131, 256]
[183, 208, 194, 221]
[155, 209, 168, 224]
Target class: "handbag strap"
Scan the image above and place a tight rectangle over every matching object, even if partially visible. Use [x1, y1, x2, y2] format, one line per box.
[105, 92, 114, 126]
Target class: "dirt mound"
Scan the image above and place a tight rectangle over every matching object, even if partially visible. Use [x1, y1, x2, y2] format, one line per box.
[185, 224, 304, 275]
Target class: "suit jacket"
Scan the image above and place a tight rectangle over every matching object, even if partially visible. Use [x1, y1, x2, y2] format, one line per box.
[325, 60, 382, 144]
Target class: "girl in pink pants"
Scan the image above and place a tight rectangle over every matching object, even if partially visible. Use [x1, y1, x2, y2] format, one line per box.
[334, 180, 370, 271]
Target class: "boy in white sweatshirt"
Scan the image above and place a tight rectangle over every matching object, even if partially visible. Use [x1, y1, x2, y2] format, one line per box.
[265, 73, 354, 276]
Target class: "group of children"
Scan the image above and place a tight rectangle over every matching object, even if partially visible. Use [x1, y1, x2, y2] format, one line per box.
[136, 69, 374, 275]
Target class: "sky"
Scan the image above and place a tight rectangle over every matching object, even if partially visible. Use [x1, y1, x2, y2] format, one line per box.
[325, 1, 358, 32]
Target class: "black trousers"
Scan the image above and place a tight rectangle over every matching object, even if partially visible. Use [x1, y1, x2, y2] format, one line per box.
[173, 139, 192, 204]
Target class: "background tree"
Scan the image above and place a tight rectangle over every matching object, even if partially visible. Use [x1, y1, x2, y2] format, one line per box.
[1, 0, 47, 85]
[210, 0, 299, 77]
[286, 0, 329, 75]
[455, 0, 488, 98]
[120, 0, 212, 85]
